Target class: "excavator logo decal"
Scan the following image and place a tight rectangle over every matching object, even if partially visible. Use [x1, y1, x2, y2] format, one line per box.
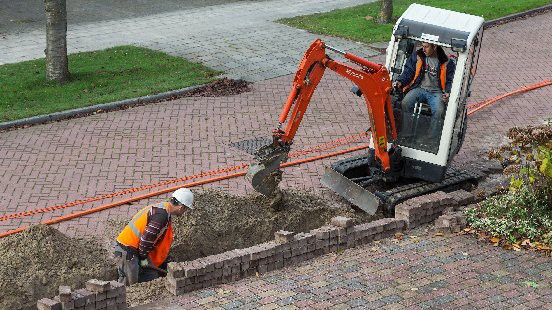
[346, 69, 363, 80]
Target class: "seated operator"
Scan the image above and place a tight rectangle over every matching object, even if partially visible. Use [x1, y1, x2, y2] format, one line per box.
[393, 42, 455, 139]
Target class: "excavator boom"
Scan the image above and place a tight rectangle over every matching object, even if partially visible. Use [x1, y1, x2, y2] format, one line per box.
[246, 39, 396, 207]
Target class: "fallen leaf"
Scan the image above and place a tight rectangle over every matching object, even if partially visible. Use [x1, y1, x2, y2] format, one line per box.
[523, 281, 539, 288]
[462, 252, 469, 256]
[435, 232, 444, 237]
[490, 237, 500, 243]
[395, 233, 404, 240]
[365, 15, 374, 21]
[521, 239, 531, 246]
[537, 245, 552, 251]
[463, 228, 471, 232]
[256, 272, 260, 278]
[410, 287, 418, 291]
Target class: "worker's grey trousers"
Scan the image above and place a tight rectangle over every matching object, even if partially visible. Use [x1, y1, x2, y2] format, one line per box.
[113, 243, 140, 285]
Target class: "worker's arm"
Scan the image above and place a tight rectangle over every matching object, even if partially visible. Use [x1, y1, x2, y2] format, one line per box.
[138, 207, 169, 259]
[444, 60, 456, 93]
[397, 51, 418, 86]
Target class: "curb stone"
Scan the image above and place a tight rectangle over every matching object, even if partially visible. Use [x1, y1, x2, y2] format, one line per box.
[0, 83, 206, 132]
[2, 5, 550, 131]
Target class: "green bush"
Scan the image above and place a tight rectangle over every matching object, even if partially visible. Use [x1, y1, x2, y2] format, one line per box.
[466, 124, 552, 247]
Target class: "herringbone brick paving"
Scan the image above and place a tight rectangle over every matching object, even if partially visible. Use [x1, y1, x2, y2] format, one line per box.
[0, 8, 551, 309]
[146, 227, 551, 309]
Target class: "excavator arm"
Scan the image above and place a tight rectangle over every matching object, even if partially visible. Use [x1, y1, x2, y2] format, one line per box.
[246, 39, 397, 200]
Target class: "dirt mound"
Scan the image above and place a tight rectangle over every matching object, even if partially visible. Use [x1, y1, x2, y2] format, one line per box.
[169, 189, 374, 262]
[186, 78, 251, 97]
[125, 277, 168, 307]
[0, 224, 116, 310]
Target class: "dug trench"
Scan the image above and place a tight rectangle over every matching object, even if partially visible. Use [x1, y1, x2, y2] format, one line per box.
[0, 189, 378, 309]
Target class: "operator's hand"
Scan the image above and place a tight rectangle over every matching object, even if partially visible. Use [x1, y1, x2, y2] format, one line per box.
[139, 258, 149, 268]
[393, 81, 402, 89]
[442, 93, 450, 104]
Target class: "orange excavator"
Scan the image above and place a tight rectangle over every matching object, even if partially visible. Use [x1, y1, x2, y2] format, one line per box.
[247, 4, 485, 215]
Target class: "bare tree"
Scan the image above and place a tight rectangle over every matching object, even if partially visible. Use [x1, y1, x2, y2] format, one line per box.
[379, 0, 393, 24]
[44, 0, 69, 83]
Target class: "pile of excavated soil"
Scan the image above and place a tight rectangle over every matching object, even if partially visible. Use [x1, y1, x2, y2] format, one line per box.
[169, 189, 375, 262]
[0, 224, 116, 310]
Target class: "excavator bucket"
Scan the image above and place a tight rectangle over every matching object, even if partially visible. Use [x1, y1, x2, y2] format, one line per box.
[320, 166, 381, 215]
[245, 143, 289, 197]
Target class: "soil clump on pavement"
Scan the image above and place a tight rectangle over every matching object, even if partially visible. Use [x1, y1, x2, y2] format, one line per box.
[0, 224, 116, 310]
[185, 78, 251, 97]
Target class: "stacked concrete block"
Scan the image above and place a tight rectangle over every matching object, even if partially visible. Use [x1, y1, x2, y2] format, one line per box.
[353, 218, 406, 246]
[37, 280, 126, 310]
[435, 211, 468, 233]
[447, 189, 476, 209]
[395, 191, 454, 228]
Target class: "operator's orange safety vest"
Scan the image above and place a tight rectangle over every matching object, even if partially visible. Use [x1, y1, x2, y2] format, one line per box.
[402, 55, 448, 93]
[116, 202, 173, 267]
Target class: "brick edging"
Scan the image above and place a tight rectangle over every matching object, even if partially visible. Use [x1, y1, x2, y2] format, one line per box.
[165, 189, 479, 295]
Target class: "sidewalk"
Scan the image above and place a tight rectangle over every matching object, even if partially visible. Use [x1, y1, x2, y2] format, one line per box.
[0, 0, 377, 81]
[135, 227, 552, 309]
[0, 2, 551, 309]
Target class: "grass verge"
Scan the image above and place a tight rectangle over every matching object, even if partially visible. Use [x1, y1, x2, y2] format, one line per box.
[0, 45, 220, 122]
[278, 0, 552, 44]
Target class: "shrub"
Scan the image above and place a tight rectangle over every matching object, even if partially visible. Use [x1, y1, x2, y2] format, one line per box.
[466, 123, 552, 248]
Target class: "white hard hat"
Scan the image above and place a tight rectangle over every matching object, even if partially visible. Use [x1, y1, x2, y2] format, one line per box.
[172, 188, 194, 209]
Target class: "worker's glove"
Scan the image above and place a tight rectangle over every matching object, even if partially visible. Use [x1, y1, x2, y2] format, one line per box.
[442, 93, 450, 104]
[139, 258, 150, 268]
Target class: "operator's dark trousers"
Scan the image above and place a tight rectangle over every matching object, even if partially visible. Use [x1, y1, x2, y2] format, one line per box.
[113, 243, 159, 285]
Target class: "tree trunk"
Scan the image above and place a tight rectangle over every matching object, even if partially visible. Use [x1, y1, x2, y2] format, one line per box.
[379, 0, 393, 24]
[44, 0, 69, 83]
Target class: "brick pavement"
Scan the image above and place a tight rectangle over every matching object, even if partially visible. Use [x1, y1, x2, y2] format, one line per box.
[0, 7, 551, 310]
[134, 227, 552, 309]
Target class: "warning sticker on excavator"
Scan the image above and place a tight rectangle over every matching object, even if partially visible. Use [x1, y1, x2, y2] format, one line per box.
[378, 136, 386, 148]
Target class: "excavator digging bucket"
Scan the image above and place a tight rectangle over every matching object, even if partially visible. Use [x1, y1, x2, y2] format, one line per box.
[321, 166, 381, 215]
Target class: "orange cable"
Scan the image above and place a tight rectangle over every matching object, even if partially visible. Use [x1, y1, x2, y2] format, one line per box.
[1, 78, 550, 237]
[467, 78, 552, 116]
[0, 144, 368, 238]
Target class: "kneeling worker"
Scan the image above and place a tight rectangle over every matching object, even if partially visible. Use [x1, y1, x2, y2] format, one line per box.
[114, 188, 194, 285]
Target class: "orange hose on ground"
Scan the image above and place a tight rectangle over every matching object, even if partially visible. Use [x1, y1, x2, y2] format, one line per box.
[0, 131, 370, 222]
[467, 78, 552, 115]
[1, 78, 550, 238]
[0, 145, 368, 238]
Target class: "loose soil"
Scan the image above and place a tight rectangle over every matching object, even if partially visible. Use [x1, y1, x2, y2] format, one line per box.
[0, 224, 116, 310]
[122, 189, 377, 306]
[0, 189, 376, 309]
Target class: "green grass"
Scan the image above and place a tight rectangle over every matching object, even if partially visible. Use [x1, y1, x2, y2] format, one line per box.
[278, 0, 552, 44]
[0, 46, 220, 122]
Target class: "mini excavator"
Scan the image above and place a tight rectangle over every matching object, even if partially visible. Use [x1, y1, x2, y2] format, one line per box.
[246, 4, 485, 215]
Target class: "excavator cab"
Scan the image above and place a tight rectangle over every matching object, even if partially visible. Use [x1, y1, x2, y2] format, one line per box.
[385, 4, 485, 181]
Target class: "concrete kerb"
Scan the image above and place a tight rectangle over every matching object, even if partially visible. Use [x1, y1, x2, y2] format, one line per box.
[483, 3, 552, 28]
[3, 4, 550, 132]
[0, 83, 206, 131]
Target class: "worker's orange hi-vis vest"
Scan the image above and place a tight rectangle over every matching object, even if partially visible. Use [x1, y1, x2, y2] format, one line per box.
[116, 202, 173, 267]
